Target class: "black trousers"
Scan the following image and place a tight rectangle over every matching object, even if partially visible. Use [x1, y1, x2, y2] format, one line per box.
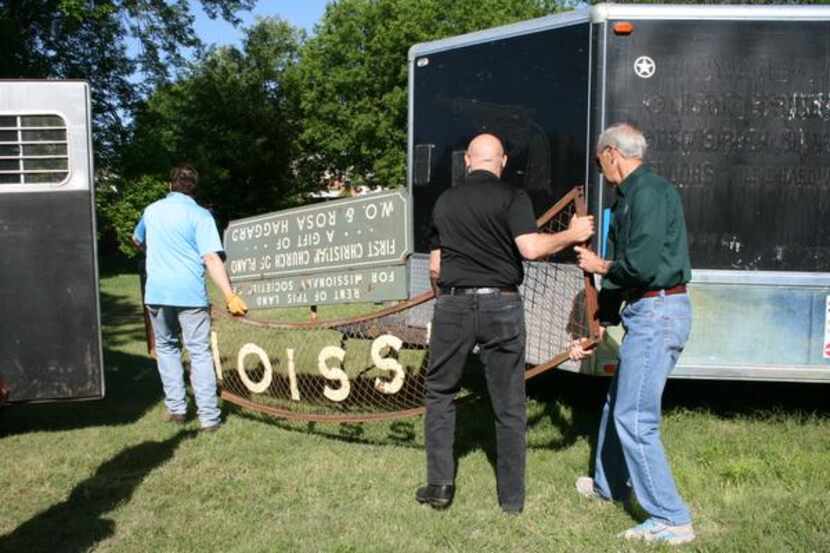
[425, 292, 527, 510]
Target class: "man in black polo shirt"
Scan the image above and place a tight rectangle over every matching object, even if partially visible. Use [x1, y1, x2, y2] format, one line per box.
[416, 133, 594, 514]
[573, 123, 695, 545]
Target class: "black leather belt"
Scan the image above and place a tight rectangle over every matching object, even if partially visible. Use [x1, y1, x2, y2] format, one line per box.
[440, 286, 518, 296]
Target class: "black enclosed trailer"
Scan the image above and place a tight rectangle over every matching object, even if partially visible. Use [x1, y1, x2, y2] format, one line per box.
[0, 81, 104, 403]
[407, 4, 830, 382]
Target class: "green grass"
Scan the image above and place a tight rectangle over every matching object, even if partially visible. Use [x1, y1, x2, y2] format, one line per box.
[1, 272, 829, 552]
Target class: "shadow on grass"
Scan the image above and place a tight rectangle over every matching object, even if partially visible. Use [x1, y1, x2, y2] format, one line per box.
[1, 284, 160, 437]
[223, 359, 830, 478]
[0, 347, 160, 438]
[451, 362, 607, 485]
[526, 370, 830, 471]
[100, 287, 153, 351]
[229, 405, 424, 449]
[0, 430, 194, 553]
[661, 378, 830, 418]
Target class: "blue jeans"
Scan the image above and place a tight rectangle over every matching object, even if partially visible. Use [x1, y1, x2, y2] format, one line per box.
[147, 306, 220, 428]
[425, 292, 527, 511]
[593, 293, 692, 525]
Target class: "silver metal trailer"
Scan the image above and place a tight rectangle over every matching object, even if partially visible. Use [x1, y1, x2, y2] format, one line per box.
[407, 4, 830, 383]
[0, 80, 104, 403]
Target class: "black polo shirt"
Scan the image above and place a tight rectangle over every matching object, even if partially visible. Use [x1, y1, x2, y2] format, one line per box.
[427, 170, 537, 288]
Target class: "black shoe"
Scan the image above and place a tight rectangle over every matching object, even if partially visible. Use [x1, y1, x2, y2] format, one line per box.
[415, 484, 454, 509]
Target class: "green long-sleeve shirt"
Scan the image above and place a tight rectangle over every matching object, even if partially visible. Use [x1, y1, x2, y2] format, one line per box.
[599, 165, 692, 324]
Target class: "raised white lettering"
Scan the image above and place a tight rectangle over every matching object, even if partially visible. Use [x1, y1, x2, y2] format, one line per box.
[286, 348, 300, 401]
[318, 345, 350, 402]
[372, 334, 404, 395]
[237, 343, 273, 394]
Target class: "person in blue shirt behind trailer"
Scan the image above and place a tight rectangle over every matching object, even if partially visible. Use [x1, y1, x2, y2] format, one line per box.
[133, 164, 248, 432]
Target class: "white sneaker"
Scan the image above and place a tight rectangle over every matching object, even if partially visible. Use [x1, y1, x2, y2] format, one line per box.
[619, 519, 696, 545]
[575, 476, 605, 500]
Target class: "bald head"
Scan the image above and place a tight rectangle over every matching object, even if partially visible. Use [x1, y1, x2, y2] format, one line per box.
[465, 133, 507, 178]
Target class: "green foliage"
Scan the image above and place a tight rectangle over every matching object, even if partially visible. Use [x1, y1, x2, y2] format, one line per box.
[600, 0, 822, 4]
[107, 1, 570, 254]
[120, 17, 304, 227]
[96, 175, 167, 258]
[0, 0, 254, 163]
[295, 0, 563, 189]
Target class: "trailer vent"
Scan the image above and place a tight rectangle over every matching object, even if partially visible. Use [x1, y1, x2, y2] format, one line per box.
[0, 114, 69, 185]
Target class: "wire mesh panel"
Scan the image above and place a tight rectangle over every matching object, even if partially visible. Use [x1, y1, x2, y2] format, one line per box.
[213, 294, 434, 422]
[525, 187, 600, 368]
[215, 187, 598, 422]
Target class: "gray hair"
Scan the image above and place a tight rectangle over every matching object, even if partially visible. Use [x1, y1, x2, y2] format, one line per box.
[596, 123, 647, 159]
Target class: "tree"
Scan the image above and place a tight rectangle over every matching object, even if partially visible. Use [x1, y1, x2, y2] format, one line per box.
[96, 174, 168, 258]
[295, 0, 563, 190]
[0, 0, 255, 163]
[108, 17, 303, 255]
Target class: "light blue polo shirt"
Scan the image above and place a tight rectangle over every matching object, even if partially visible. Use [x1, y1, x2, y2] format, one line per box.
[133, 192, 224, 307]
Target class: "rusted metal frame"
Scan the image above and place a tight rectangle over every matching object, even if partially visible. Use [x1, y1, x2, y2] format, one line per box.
[220, 389, 427, 422]
[139, 261, 156, 358]
[572, 188, 602, 341]
[142, 307, 156, 358]
[213, 290, 436, 329]
[522, 184, 601, 382]
[522, 336, 599, 381]
[523, 352, 571, 381]
[535, 186, 582, 228]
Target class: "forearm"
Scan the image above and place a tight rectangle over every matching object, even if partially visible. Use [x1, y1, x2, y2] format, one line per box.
[531, 229, 581, 259]
[430, 272, 440, 295]
[204, 253, 234, 299]
[429, 249, 441, 295]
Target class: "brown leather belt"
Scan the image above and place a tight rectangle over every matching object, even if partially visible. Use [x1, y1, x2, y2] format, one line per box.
[441, 286, 518, 296]
[626, 284, 687, 302]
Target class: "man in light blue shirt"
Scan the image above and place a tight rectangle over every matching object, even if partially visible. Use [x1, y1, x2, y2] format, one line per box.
[133, 164, 247, 432]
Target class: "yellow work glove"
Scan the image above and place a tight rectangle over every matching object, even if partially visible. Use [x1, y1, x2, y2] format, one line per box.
[225, 293, 248, 316]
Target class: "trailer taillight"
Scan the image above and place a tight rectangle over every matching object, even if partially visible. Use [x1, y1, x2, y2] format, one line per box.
[613, 22, 634, 36]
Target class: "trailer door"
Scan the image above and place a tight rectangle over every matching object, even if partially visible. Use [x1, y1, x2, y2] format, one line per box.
[407, 14, 593, 369]
[409, 13, 593, 253]
[0, 81, 104, 402]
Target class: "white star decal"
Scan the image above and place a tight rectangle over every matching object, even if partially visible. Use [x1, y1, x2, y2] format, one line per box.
[634, 56, 656, 79]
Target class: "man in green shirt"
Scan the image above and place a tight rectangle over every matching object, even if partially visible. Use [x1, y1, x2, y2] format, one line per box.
[573, 123, 695, 546]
